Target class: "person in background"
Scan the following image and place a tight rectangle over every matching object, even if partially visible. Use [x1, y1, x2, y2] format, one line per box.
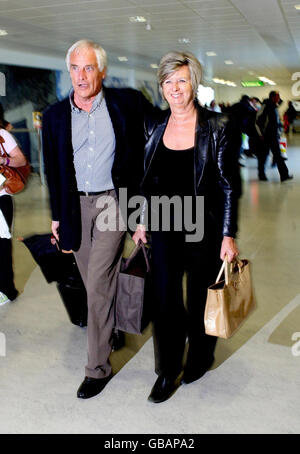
[133, 51, 240, 404]
[250, 97, 261, 112]
[42, 39, 156, 400]
[0, 103, 13, 131]
[230, 95, 257, 165]
[256, 91, 293, 182]
[209, 99, 222, 112]
[0, 122, 27, 305]
[284, 101, 297, 134]
[219, 102, 231, 113]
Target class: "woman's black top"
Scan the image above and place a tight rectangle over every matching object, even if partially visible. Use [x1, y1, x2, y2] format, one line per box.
[146, 139, 198, 232]
[148, 140, 195, 197]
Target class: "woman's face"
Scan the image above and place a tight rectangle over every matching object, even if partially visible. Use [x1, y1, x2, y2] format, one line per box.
[162, 65, 194, 109]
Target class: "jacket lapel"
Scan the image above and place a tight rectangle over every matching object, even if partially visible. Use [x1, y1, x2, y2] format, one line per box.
[142, 112, 170, 185]
[194, 106, 210, 188]
[104, 88, 126, 142]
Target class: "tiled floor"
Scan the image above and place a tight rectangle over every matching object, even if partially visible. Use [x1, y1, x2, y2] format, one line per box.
[0, 133, 300, 434]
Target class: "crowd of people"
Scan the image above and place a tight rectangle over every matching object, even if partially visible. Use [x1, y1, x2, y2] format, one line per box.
[208, 93, 296, 181]
[0, 39, 296, 404]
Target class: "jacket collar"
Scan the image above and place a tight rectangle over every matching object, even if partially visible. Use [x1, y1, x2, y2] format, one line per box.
[194, 104, 210, 187]
[103, 87, 126, 140]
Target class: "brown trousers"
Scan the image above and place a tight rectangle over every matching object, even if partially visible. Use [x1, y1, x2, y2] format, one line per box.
[74, 190, 125, 379]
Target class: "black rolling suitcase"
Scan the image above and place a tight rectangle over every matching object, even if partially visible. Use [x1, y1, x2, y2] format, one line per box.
[21, 233, 88, 327]
[56, 259, 88, 328]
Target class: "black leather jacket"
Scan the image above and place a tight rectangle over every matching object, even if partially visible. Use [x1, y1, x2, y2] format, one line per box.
[140, 103, 240, 238]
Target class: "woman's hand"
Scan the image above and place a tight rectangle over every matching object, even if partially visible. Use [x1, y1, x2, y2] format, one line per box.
[220, 236, 239, 262]
[132, 224, 147, 245]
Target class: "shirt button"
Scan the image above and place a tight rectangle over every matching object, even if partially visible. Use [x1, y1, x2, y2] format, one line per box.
[89, 147, 94, 151]
[86, 181, 90, 185]
[90, 130, 94, 135]
[88, 164, 91, 168]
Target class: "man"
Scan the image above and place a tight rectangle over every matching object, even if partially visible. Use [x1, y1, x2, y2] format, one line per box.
[256, 91, 293, 182]
[229, 95, 255, 175]
[249, 97, 261, 110]
[42, 40, 155, 399]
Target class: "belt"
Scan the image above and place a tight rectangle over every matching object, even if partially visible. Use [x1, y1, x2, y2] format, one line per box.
[78, 191, 107, 196]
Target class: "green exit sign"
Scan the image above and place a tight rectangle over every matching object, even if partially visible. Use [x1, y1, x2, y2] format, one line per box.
[241, 81, 264, 87]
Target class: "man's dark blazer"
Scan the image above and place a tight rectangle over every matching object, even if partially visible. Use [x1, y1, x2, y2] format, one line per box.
[42, 87, 155, 251]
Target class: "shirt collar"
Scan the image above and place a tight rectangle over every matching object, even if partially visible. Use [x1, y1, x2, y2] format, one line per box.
[69, 89, 104, 113]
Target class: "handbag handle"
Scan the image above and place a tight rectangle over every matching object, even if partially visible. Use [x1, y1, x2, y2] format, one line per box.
[123, 240, 150, 273]
[215, 257, 229, 285]
[0, 135, 9, 158]
[215, 256, 244, 285]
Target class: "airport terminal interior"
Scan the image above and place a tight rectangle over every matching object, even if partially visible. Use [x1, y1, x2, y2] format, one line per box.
[1, 0, 300, 435]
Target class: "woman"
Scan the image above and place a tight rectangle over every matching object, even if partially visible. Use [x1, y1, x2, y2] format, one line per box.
[133, 51, 240, 403]
[0, 121, 27, 305]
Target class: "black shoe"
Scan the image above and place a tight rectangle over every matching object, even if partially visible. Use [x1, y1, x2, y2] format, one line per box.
[181, 357, 215, 385]
[7, 290, 19, 302]
[111, 330, 125, 352]
[259, 175, 268, 181]
[148, 375, 178, 403]
[77, 375, 112, 399]
[281, 174, 293, 182]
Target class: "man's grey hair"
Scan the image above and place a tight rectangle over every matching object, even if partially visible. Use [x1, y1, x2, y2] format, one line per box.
[65, 40, 107, 72]
[157, 51, 202, 97]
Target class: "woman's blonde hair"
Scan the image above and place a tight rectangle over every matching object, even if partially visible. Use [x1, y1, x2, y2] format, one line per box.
[65, 40, 107, 72]
[157, 51, 202, 97]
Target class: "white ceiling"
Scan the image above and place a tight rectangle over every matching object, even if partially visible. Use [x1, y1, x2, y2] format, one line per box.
[0, 0, 299, 86]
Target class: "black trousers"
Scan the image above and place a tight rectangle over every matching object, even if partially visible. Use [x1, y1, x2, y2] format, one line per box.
[0, 195, 18, 299]
[257, 136, 289, 180]
[150, 229, 222, 379]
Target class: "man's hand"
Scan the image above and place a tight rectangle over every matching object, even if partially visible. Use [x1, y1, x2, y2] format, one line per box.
[51, 220, 60, 241]
[51, 220, 72, 253]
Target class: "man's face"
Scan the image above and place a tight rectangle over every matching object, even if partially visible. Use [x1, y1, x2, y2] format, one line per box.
[69, 47, 105, 102]
[272, 92, 280, 104]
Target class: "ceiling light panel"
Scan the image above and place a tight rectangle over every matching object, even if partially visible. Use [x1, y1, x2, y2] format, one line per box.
[129, 16, 147, 23]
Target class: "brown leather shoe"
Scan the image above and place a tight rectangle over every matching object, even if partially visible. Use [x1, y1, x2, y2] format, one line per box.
[77, 375, 112, 399]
